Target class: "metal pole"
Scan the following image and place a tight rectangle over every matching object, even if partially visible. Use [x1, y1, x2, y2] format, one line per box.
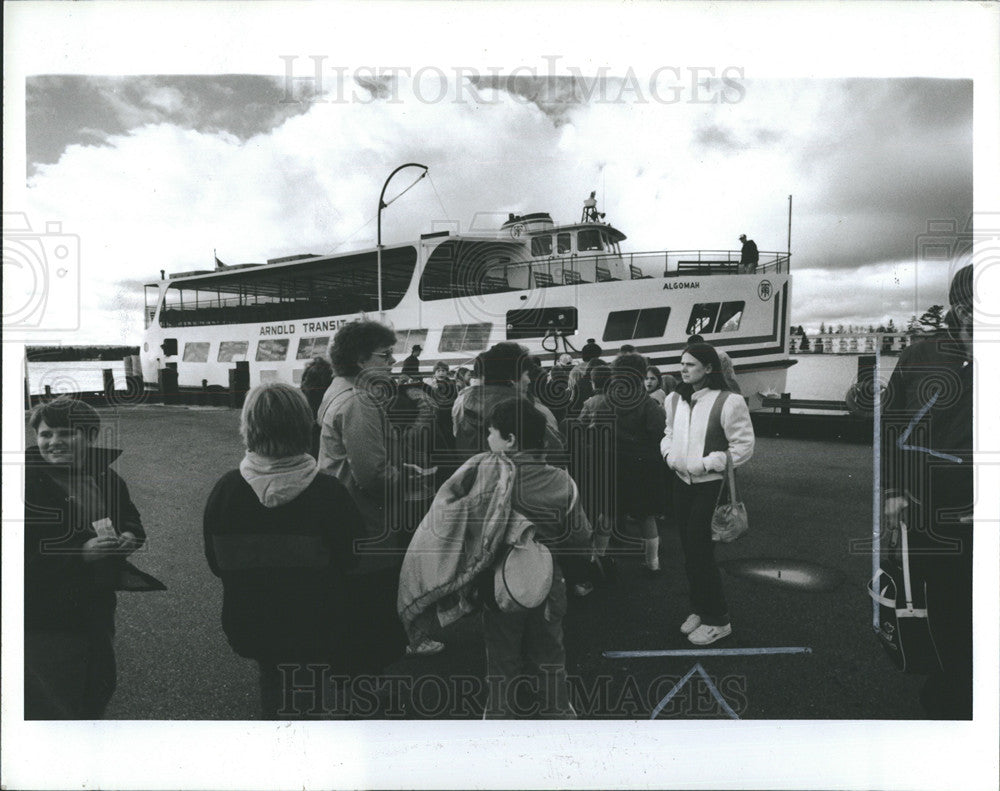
[377, 162, 428, 316]
[787, 194, 793, 255]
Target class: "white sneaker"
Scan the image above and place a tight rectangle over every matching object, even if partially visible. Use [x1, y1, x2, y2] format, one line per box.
[406, 638, 445, 656]
[680, 613, 702, 635]
[687, 623, 732, 645]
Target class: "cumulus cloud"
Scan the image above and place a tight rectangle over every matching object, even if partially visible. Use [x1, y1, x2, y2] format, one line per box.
[23, 74, 971, 342]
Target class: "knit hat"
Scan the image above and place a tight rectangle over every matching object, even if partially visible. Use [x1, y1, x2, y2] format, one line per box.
[581, 338, 603, 361]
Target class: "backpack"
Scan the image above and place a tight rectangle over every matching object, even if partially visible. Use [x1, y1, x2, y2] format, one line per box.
[867, 519, 943, 674]
[493, 512, 553, 613]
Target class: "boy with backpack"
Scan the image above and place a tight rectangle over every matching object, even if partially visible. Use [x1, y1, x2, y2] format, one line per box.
[481, 397, 593, 717]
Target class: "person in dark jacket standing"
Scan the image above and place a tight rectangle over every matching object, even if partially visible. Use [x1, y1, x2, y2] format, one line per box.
[881, 262, 973, 719]
[204, 382, 365, 718]
[738, 234, 759, 273]
[579, 354, 666, 573]
[399, 343, 422, 379]
[24, 397, 146, 719]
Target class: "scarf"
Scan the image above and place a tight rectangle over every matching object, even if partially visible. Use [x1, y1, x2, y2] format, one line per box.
[239, 452, 319, 508]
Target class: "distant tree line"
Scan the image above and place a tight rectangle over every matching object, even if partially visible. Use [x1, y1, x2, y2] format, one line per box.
[26, 346, 140, 362]
[792, 304, 947, 341]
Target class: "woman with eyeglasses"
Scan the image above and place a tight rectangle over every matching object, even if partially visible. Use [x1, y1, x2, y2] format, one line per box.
[316, 320, 421, 668]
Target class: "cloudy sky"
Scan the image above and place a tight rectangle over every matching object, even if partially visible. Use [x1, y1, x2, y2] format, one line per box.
[19, 71, 972, 343]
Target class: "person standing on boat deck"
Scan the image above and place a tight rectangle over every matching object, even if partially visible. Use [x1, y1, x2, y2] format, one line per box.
[203, 383, 364, 718]
[881, 262, 973, 719]
[738, 234, 759, 274]
[400, 344, 422, 379]
[661, 343, 754, 645]
[24, 397, 147, 719]
[317, 321, 418, 667]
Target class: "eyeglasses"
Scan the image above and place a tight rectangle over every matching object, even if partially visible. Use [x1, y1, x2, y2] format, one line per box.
[371, 350, 395, 360]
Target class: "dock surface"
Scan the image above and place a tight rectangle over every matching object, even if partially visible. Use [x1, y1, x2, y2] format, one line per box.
[29, 404, 925, 719]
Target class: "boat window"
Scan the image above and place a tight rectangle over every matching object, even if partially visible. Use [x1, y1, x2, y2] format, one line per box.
[296, 336, 330, 360]
[531, 236, 552, 257]
[602, 308, 671, 342]
[439, 323, 493, 352]
[392, 329, 429, 356]
[506, 307, 578, 340]
[578, 229, 603, 252]
[182, 342, 210, 362]
[557, 233, 572, 255]
[686, 303, 723, 335]
[256, 339, 290, 361]
[159, 246, 418, 326]
[218, 341, 250, 362]
[419, 240, 523, 300]
[717, 301, 745, 332]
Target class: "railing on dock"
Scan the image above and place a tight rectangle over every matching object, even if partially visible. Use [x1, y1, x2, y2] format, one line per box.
[791, 332, 913, 355]
[761, 394, 849, 414]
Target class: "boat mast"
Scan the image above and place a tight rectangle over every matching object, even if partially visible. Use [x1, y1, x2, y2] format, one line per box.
[787, 194, 793, 260]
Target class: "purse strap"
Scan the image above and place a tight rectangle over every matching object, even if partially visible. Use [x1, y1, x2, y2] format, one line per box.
[716, 451, 739, 506]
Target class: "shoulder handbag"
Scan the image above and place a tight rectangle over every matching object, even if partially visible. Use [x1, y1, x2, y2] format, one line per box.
[711, 451, 749, 543]
[867, 519, 943, 674]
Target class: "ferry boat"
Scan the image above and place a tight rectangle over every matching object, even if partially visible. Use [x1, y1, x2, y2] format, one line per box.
[140, 203, 794, 406]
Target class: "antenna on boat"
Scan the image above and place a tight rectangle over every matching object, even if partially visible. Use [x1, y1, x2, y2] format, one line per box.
[377, 163, 429, 315]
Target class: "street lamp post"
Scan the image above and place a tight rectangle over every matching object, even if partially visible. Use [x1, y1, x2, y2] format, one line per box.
[377, 163, 428, 315]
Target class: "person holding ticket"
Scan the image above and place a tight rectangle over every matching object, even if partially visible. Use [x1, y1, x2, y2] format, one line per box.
[24, 396, 146, 719]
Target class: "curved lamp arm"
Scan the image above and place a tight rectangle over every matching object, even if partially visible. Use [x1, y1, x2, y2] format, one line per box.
[377, 163, 428, 314]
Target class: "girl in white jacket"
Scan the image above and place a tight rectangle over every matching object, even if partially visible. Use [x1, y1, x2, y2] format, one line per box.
[660, 343, 754, 645]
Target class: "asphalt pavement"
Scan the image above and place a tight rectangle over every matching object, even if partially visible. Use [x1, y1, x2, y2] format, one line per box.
[45, 404, 926, 721]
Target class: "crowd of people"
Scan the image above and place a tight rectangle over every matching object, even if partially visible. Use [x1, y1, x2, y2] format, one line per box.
[23, 263, 972, 720]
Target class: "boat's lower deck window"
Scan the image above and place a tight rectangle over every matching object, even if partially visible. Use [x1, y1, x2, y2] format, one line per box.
[296, 336, 329, 360]
[506, 307, 578, 340]
[393, 329, 429, 356]
[218, 341, 249, 362]
[257, 339, 290, 361]
[603, 307, 671, 342]
[717, 301, 745, 332]
[686, 301, 745, 335]
[439, 322, 492, 352]
[182, 342, 210, 362]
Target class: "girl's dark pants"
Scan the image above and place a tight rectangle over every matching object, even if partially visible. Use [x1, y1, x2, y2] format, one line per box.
[672, 475, 729, 626]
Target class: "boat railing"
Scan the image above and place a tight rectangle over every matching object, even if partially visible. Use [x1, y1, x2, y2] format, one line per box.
[505, 249, 789, 288]
[536, 250, 790, 280]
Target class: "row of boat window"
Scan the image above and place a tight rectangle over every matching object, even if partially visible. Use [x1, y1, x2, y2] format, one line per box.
[529, 229, 617, 256]
[177, 301, 745, 364]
